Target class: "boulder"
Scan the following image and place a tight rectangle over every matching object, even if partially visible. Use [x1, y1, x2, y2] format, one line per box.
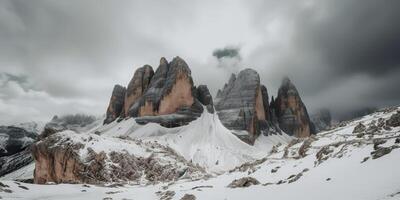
[227, 177, 260, 188]
[215, 69, 275, 144]
[386, 111, 400, 127]
[103, 85, 126, 124]
[271, 77, 314, 137]
[353, 123, 366, 134]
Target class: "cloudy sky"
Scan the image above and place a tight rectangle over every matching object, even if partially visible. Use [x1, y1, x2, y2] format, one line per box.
[0, 0, 399, 124]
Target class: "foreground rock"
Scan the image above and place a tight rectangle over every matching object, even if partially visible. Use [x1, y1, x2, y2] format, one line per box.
[32, 131, 207, 184]
[227, 177, 260, 188]
[215, 69, 278, 144]
[270, 77, 314, 137]
[104, 57, 213, 127]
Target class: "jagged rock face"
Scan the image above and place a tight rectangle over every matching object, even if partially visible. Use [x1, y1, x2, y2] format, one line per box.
[195, 85, 214, 113]
[32, 131, 207, 184]
[272, 78, 314, 137]
[0, 148, 33, 177]
[0, 126, 37, 177]
[124, 65, 154, 117]
[215, 69, 272, 143]
[129, 57, 197, 116]
[0, 126, 36, 157]
[104, 85, 126, 124]
[104, 57, 210, 127]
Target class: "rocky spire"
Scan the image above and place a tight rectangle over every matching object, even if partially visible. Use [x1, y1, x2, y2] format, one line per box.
[215, 68, 274, 144]
[104, 56, 213, 127]
[273, 77, 314, 137]
[104, 84, 126, 124]
[123, 65, 154, 117]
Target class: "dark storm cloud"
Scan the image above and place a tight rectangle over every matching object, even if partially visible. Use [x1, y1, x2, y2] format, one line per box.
[0, 0, 399, 124]
[294, 0, 400, 77]
[212, 47, 241, 60]
[244, 0, 400, 119]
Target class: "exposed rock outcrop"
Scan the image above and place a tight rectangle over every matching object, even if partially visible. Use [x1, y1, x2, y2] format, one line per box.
[104, 57, 213, 127]
[215, 69, 279, 144]
[104, 85, 126, 124]
[227, 177, 260, 188]
[0, 126, 36, 157]
[271, 77, 314, 137]
[32, 131, 207, 184]
[0, 126, 37, 177]
[123, 65, 154, 117]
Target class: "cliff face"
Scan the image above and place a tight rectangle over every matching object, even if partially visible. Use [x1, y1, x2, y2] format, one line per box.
[0, 126, 37, 177]
[104, 85, 126, 124]
[31, 131, 207, 184]
[123, 65, 154, 117]
[215, 69, 275, 144]
[271, 77, 314, 137]
[104, 57, 212, 127]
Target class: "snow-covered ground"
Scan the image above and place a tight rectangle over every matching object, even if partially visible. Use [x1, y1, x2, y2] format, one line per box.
[1, 107, 400, 200]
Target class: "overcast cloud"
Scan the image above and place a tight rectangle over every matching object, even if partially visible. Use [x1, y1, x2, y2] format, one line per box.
[0, 0, 399, 124]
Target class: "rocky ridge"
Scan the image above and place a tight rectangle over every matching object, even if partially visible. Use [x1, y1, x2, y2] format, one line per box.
[104, 57, 213, 127]
[215, 70, 313, 143]
[31, 131, 208, 184]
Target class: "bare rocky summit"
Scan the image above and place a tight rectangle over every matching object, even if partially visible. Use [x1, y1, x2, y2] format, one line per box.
[215, 69, 313, 143]
[215, 69, 279, 144]
[104, 57, 213, 127]
[270, 77, 315, 137]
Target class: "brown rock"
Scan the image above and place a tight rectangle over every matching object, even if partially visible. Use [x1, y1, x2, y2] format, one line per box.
[124, 65, 154, 117]
[271, 77, 314, 137]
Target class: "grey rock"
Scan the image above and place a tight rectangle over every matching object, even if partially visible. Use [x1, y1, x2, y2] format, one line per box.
[353, 123, 366, 134]
[371, 147, 392, 159]
[386, 112, 400, 127]
[227, 177, 260, 188]
[215, 69, 274, 144]
[180, 194, 196, 200]
[104, 85, 126, 124]
[0, 126, 36, 157]
[0, 126, 37, 177]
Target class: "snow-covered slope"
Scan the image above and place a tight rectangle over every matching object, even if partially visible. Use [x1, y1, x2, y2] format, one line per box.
[94, 110, 292, 173]
[1, 106, 399, 200]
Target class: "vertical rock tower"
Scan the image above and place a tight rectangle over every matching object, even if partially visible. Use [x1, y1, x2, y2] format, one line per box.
[271, 77, 314, 137]
[104, 57, 213, 127]
[215, 69, 276, 144]
[215, 70, 314, 143]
